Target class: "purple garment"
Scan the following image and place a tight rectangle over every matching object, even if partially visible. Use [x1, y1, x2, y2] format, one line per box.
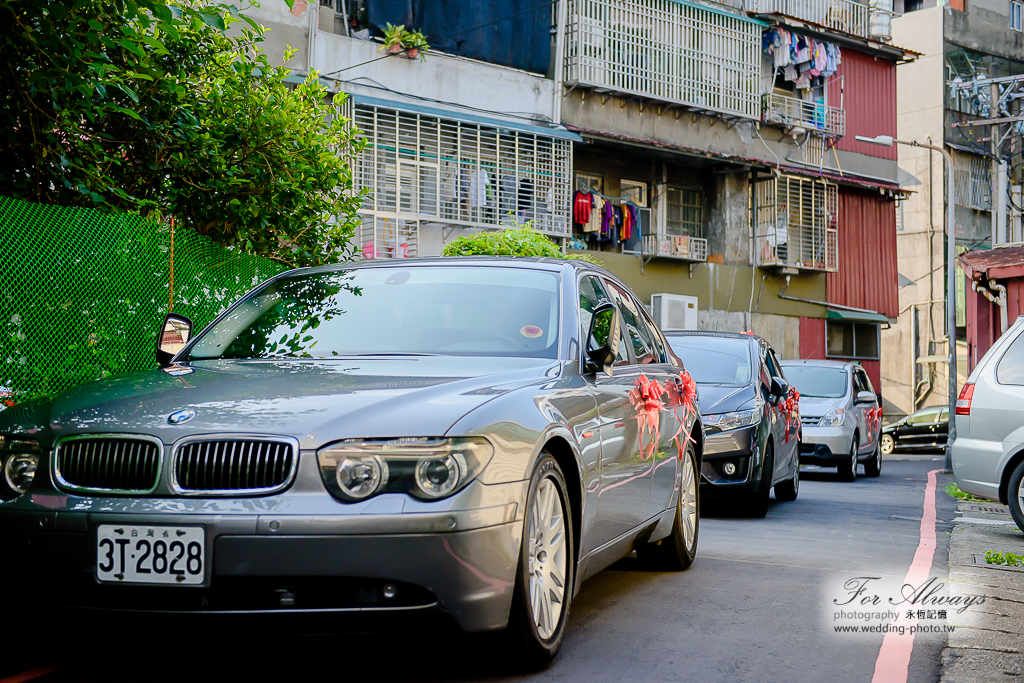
[602, 200, 615, 240]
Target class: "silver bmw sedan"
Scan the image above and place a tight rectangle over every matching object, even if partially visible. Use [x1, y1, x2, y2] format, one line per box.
[0, 257, 703, 665]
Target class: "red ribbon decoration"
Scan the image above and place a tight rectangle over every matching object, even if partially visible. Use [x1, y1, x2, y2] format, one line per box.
[627, 371, 699, 461]
[780, 387, 800, 443]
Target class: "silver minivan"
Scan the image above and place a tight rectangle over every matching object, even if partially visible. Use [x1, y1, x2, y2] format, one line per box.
[951, 316, 1024, 532]
[779, 359, 883, 481]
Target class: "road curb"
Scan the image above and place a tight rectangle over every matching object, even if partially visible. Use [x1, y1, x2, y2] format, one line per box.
[939, 500, 1024, 682]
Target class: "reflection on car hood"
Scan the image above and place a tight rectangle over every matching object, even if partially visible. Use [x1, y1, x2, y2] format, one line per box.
[695, 383, 756, 414]
[798, 395, 846, 419]
[20, 357, 557, 449]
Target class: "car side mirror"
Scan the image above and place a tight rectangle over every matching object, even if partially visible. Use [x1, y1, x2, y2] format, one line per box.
[585, 303, 621, 376]
[156, 313, 194, 367]
[770, 376, 789, 398]
[855, 391, 876, 405]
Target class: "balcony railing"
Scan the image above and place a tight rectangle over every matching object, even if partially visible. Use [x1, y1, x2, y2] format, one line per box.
[642, 234, 708, 262]
[564, 0, 762, 120]
[762, 93, 845, 137]
[753, 175, 838, 272]
[744, 0, 870, 38]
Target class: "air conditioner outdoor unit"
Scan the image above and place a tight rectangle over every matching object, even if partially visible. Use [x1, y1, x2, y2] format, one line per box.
[651, 293, 698, 331]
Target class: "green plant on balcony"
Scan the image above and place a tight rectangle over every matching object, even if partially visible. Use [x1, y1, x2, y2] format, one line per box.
[405, 29, 429, 61]
[380, 23, 407, 54]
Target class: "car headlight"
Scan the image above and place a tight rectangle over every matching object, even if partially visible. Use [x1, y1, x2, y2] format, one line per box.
[818, 408, 845, 427]
[317, 437, 493, 502]
[703, 409, 760, 432]
[1, 436, 41, 499]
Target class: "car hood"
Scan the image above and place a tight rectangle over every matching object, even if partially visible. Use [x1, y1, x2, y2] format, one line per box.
[696, 383, 756, 414]
[798, 395, 846, 419]
[8, 357, 558, 449]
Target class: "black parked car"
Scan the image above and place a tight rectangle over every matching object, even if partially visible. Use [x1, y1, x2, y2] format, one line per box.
[664, 331, 800, 517]
[881, 406, 949, 455]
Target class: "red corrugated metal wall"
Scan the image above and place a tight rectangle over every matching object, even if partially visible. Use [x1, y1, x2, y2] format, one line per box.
[827, 48, 897, 160]
[827, 187, 899, 317]
[800, 317, 826, 359]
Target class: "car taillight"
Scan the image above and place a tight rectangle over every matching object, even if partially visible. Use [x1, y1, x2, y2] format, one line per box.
[956, 383, 975, 415]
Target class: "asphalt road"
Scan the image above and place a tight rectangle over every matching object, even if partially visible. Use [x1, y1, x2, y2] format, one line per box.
[3, 454, 955, 683]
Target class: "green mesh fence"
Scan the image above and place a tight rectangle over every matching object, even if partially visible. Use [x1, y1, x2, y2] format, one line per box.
[0, 196, 286, 401]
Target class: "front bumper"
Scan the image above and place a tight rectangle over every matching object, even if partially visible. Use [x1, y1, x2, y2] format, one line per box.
[699, 425, 760, 494]
[799, 425, 852, 466]
[0, 483, 525, 633]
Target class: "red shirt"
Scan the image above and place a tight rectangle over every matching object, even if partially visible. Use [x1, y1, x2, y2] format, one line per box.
[573, 191, 592, 225]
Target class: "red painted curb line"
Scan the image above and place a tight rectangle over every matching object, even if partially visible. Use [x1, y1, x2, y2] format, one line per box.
[870, 468, 942, 683]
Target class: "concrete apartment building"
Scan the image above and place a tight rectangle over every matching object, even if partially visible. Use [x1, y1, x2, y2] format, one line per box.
[886, 0, 1024, 420]
[246, 0, 913, 393]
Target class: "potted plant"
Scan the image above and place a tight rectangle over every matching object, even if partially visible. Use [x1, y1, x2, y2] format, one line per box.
[404, 29, 429, 61]
[379, 23, 406, 54]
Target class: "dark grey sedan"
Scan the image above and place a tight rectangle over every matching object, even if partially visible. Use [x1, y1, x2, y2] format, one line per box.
[0, 258, 703, 665]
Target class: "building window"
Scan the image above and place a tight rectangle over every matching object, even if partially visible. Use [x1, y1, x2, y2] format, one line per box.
[753, 174, 838, 272]
[1013, 1, 1023, 31]
[621, 179, 648, 207]
[665, 187, 703, 237]
[952, 150, 991, 211]
[345, 99, 573, 259]
[826, 321, 880, 360]
[576, 172, 604, 194]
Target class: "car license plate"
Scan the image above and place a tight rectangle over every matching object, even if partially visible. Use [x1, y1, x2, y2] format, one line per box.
[96, 525, 205, 585]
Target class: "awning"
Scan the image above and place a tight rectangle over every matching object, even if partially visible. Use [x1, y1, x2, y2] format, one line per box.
[826, 308, 891, 324]
[348, 93, 584, 142]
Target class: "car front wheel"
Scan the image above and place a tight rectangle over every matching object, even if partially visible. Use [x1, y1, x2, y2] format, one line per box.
[881, 433, 895, 455]
[839, 435, 858, 482]
[637, 442, 699, 570]
[864, 439, 882, 478]
[505, 453, 574, 667]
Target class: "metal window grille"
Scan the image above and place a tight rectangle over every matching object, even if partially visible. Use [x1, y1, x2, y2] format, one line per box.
[753, 175, 838, 272]
[762, 93, 845, 137]
[666, 187, 703, 237]
[641, 187, 707, 261]
[804, 136, 828, 167]
[953, 150, 991, 211]
[564, 0, 762, 119]
[344, 99, 573, 260]
[744, 0, 871, 38]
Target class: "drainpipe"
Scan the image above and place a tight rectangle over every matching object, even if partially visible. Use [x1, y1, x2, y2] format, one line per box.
[307, 2, 319, 75]
[778, 276, 884, 315]
[552, 0, 568, 125]
[972, 279, 1008, 334]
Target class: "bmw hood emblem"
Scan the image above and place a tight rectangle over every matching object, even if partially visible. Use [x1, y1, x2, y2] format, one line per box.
[167, 409, 197, 425]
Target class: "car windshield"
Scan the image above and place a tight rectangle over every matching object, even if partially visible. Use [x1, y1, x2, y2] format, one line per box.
[184, 266, 561, 360]
[783, 366, 848, 398]
[666, 337, 752, 385]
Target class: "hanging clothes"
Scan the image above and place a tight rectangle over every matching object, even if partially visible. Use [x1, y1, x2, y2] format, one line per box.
[468, 170, 492, 208]
[500, 175, 518, 214]
[573, 191, 593, 226]
[584, 196, 604, 233]
[518, 177, 534, 215]
[440, 161, 457, 202]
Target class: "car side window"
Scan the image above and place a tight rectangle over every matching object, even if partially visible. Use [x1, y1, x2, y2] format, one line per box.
[852, 369, 868, 394]
[766, 348, 785, 380]
[856, 368, 874, 394]
[997, 331, 1024, 384]
[609, 282, 657, 365]
[637, 304, 669, 363]
[907, 408, 939, 425]
[578, 275, 611, 344]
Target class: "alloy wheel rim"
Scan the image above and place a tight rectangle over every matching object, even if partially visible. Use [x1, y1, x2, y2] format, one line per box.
[851, 443, 858, 479]
[1018, 477, 1024, 514]
[793, 463, 800, 493]
[528, 477, 567, 640]
[680, 453, 697, 551]
[882, 435, 893, 454]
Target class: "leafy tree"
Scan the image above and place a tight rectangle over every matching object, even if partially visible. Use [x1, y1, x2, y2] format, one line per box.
[442, 220, 600, 263]
[0, 0, 364, 267]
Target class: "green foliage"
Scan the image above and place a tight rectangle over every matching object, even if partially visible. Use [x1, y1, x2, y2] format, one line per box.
[945, 483, 991, 502]
[442, 221, 601, 263]
[0, 0, 364, 267]
[985, 550, 1024, 567]
[380, 22, 407, 49]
